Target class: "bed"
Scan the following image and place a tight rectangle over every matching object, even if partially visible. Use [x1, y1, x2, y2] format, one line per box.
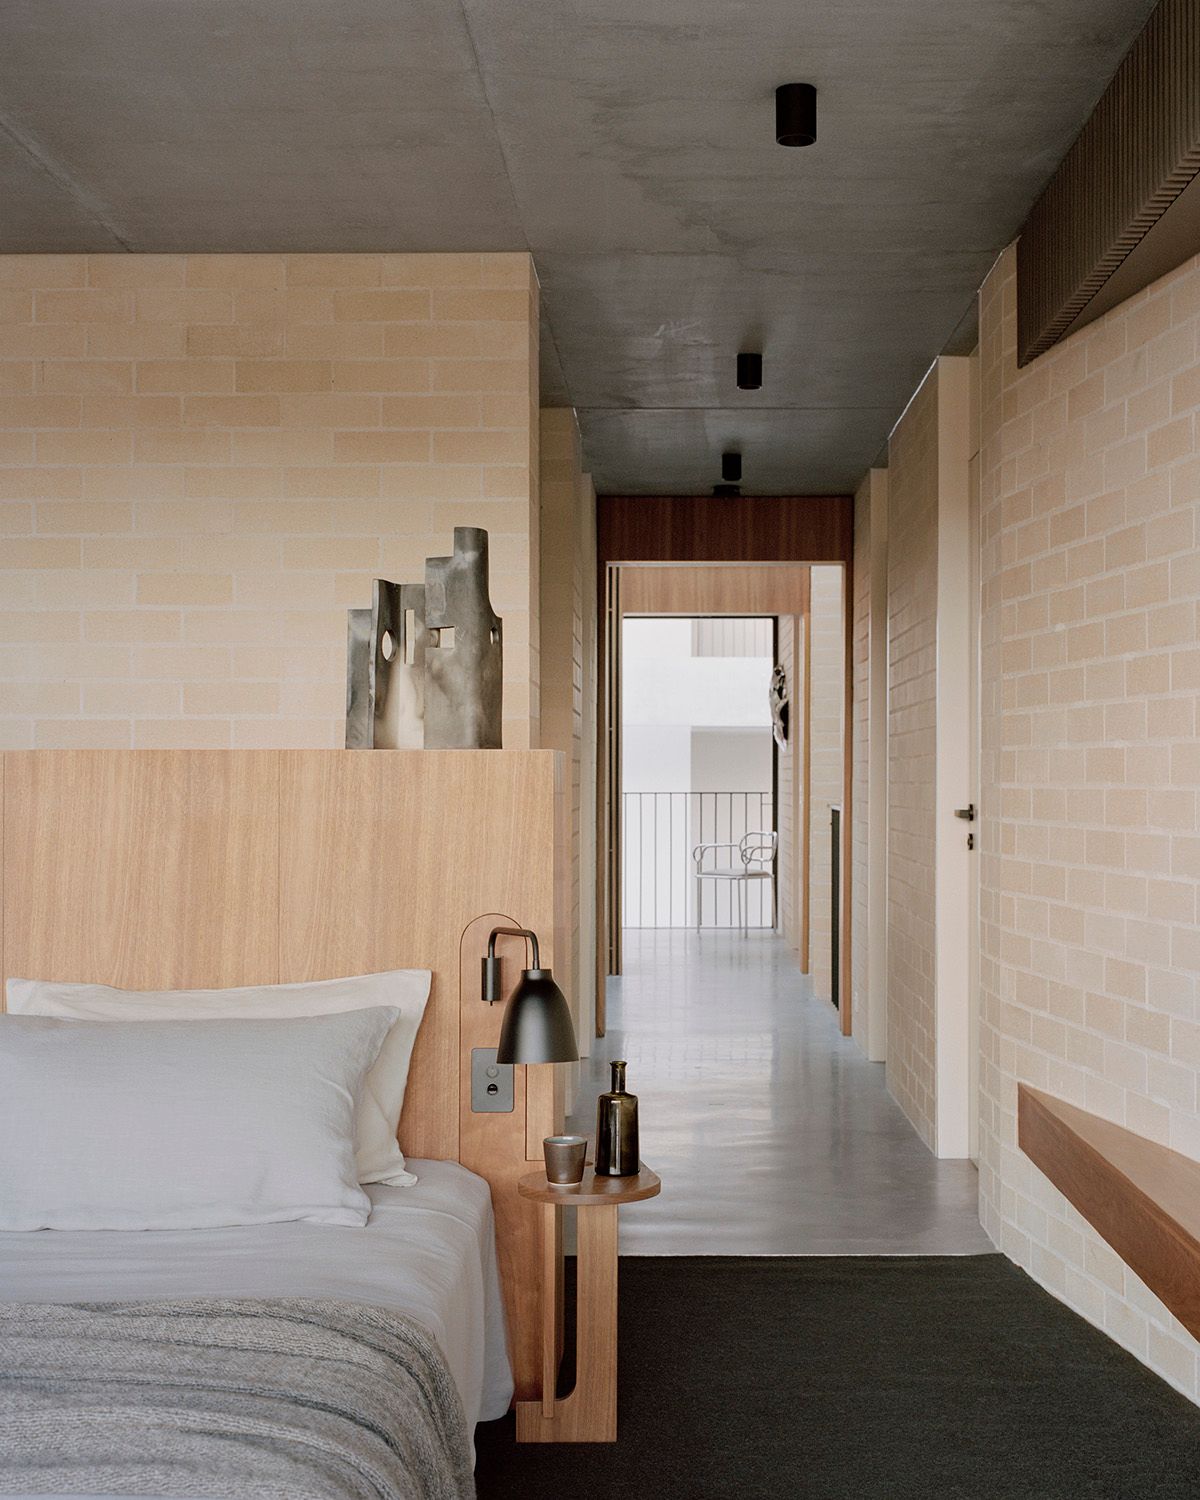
[0, 748, 570, 1496]
[0, 1163, 514, 1430]
[0, 1163, 512, 1498]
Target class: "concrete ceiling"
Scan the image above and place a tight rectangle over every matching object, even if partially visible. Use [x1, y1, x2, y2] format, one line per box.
[0, 0, 1158, 494]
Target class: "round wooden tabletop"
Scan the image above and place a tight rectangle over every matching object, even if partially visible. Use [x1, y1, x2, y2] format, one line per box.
[518, 1164, 661, 1206]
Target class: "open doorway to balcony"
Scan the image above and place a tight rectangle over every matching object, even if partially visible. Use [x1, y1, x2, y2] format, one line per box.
[621, 614, 776, 936]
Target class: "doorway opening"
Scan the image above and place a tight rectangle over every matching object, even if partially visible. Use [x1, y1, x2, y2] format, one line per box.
[599, 564, 844, 1012]
[621, 615, 776, 934]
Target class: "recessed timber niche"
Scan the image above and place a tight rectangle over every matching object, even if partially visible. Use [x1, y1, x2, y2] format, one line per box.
[1018, 1084, 1200, 1340]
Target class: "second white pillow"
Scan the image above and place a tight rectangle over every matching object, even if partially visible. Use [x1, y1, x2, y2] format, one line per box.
[6, 969, 430, 1186]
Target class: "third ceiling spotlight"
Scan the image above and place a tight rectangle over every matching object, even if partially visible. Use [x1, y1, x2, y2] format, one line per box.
[714, 453, 741, 497]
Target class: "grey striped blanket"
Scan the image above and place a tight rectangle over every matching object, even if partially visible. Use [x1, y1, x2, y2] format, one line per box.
[0, 1298, 475, 1499]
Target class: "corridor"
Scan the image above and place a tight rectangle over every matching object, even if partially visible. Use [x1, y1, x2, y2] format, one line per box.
[569, 929, 991, 1255]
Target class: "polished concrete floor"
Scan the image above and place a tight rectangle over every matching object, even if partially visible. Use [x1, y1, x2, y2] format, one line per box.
[567, 929, 993, 1255]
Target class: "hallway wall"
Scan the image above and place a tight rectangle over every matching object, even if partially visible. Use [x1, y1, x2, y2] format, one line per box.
[808, 565, 843, 1004]
[539, 407, 597, 1061]
[0, 252, 542, 751]
[776, 611, 801, 952]
[852, 477, 871, 1050]
[885, 368, 940, 1147]
[852, 468, 888, 1062]
[879, 358, 974, 1155]
[978, 244, 1200, 1399]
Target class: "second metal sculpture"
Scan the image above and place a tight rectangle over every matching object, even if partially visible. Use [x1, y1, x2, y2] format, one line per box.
[424, 527, 502, 750]
[344, 526, 502, 750]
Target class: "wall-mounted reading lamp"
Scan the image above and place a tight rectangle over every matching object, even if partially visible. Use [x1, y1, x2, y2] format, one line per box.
[483, 926, 579, 1064]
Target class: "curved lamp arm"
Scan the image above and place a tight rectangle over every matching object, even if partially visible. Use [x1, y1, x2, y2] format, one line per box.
[486, 925, 540, 969]
[483, 926, 537, 1004]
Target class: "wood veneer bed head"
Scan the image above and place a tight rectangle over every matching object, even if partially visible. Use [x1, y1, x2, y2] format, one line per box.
[0, 747, 565, 1396]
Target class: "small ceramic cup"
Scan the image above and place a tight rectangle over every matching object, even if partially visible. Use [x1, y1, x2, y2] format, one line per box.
[543, 1134, 587, 1186]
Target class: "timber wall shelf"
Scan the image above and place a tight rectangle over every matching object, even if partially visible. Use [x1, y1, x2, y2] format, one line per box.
[1018, 1084, 1200, 1340]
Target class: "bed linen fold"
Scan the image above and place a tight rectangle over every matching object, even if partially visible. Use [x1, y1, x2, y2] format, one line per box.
[0, 1297, 475, 1500]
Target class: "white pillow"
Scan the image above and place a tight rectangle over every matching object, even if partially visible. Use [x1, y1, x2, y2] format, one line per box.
[0, 1008, 397, 1231]
[6, 970, 431, 1187]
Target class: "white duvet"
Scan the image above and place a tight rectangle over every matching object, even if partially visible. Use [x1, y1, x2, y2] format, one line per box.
[0, 1159, 513, 1498]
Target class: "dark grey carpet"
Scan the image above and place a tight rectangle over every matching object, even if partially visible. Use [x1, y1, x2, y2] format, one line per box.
[474, 1255, 1200, 1500]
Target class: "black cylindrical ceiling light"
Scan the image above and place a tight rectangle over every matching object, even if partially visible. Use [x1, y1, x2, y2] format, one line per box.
[736, 352, 762, 390]
[721, 451, 742, 483]
[775, 83, 817, 147]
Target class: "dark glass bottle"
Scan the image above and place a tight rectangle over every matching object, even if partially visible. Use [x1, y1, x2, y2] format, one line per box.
[594, 1059, 639, 1177]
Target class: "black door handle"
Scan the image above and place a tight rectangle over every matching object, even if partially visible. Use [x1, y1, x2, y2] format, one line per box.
[954, 804, 976, 821]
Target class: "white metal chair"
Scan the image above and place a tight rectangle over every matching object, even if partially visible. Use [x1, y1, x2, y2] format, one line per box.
[692, 829, 778, 935]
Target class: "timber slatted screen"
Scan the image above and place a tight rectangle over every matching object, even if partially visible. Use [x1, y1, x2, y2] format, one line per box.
[1017, 0, 1200, 365]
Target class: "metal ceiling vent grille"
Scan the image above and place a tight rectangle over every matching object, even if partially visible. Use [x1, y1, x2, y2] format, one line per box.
[1017, 0, 1200, 366]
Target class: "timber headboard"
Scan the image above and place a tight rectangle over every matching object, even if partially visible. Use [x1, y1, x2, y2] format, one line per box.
[0, 748, 566, 1398]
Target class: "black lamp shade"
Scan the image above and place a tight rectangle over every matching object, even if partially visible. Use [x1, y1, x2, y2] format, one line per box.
[496, 967, 579, 1064]
[776, 83, 817, 147]
[721, 451, 742, 483]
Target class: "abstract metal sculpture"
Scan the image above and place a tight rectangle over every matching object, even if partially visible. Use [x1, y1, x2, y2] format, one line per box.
[345, 526, 502, 750]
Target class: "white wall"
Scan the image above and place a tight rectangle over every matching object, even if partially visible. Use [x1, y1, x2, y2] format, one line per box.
[691, 728, 773, 792]
[622, 617, 774, 735]
[623, 723, 692, 794]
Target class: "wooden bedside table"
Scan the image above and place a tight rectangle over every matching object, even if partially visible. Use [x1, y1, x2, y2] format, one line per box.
[515, 1164, 660, 1443]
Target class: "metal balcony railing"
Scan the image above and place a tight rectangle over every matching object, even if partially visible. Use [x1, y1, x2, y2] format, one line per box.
[622, 791, 775, 929]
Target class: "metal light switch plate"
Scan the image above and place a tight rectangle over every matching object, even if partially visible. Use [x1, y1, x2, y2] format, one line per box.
[471, 1047, 514, 1113]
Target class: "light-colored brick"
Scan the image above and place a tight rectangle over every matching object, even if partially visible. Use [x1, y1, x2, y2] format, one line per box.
[87, 258, 184, 290]
[37, 501, 131, 533]
[36, 431, 131, 466]
[84, 610, 181, 643]
[234, 360, 332, 393]
[330, 360, 428, 393]
[0, 251, 538, 766]
[136, 572, 232, 607]
[332, 431, 430, 464]
[39, 361, 132, 394]
[182, 394, 280, 428]
[1, 538, 81, 569]
[137, 359, 235, 394]
[332, 290, 430, 323]
[432, 290, 531, 322]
